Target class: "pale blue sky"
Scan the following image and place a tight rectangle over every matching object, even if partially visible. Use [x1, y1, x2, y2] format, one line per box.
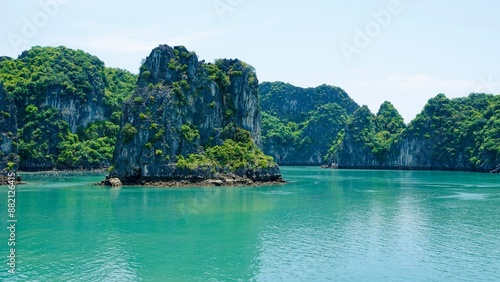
[2, 0, 499, 121]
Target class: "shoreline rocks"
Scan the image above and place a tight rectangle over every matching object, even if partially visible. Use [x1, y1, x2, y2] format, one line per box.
[98, 173, 286, 188]
[99, 176, 122, 186]
[0, 175, 22, 185]
[321, 163, 339, 169]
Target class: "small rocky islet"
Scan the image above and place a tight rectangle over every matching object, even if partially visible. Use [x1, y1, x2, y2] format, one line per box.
[104, 45, 284, 186]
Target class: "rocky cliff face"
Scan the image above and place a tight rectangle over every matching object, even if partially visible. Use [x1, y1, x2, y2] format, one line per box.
[332, 101, 458, 170]
[386, 137, 434, 169]
[260, 82, 359, 123]
[333, 94, 500, 172]
[331, 106, 381, 167]
[335, 133, 435, 169]
[42, 85, 109, 133]
[260, 82, 358, 165]
[0, 46, 131, 170]
[17, 85, 110, 170]
[15, 47, 110, 133]
[0, 83, 18, 172]
[112, 45, 280, 183]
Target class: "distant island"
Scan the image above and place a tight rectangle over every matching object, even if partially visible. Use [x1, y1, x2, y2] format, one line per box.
[260, 83, 500, 173]
[0, 45, 499, 185]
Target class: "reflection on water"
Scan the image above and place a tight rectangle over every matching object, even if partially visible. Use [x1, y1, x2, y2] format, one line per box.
[441, 192, 488, 201]
[0, 168, 499, 281]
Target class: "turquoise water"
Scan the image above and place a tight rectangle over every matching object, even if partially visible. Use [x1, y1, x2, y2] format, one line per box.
[1, 167, 499, 281]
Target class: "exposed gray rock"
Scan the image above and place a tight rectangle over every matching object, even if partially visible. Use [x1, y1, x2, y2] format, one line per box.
[111, 45, 282, 184]
[42, 86, 108, 133]
[101, 176, 122, 186]
[260, 82, 358, 165]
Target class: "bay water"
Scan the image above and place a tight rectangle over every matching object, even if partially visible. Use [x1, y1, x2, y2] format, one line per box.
[1, 167, 499, 281]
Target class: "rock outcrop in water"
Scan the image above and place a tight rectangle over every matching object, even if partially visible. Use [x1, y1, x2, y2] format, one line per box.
[110, 45, 282, 185]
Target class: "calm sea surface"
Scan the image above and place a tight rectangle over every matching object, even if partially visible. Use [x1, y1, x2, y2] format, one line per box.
[1, 167, 499, 281]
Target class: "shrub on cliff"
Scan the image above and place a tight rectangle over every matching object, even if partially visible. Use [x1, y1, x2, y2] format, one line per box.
[175, 128, 275, 172]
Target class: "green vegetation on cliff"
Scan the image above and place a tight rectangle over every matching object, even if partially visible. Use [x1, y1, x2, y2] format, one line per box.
[372, 101, 406, 164]
[260, 82, 358, 164]
[403, 93, 500, 170]
[260, 81, 499, 172]
[111, 45, 279, 182]
[331, 94, 500, 171]
[260, 82, 358, 123]
[0, 46, 104, 100]
[0, 46, 137, 169]
[327, 102, 405, 166]
[176, 128, 274, 171]
[104, 67, 138, 118]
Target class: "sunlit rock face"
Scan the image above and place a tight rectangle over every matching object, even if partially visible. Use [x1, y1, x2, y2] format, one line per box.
[112, 45, 281, 183]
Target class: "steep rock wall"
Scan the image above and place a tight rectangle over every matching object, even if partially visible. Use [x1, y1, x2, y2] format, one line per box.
[334, 94, 500, 172]
[260, 82, 358, 165]
[112, 45, 279, 183]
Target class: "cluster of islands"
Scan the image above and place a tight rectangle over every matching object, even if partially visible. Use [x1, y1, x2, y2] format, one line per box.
[0, 45, 499, 186]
